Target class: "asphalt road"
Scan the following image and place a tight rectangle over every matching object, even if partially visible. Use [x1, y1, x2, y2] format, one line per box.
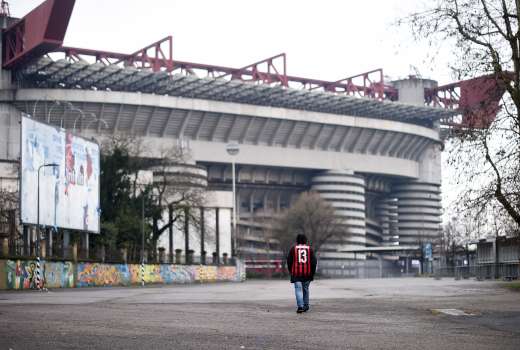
[1, 278, 519, 350]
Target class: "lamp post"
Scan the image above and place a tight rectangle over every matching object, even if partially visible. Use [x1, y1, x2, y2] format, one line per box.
[226, 143, 239, 257]
[72, 109, 86, 133]
[141, 193, 145, 264]
[46, 101, 61, 123]
[32, 98, 46, 119]
[86, 116, 109, 130]
[37, 163, 59, 290]
[136, 170, 154, 286]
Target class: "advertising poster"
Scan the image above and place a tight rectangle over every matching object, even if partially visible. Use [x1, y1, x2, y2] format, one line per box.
[20, 117, 100, 233]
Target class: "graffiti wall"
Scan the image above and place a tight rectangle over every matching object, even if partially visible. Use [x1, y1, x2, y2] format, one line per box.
[5, 260, 38, 290]
[76, 263, 130, 287]
[0, 259, 244, 289]
[197, 266, 218, 282]
[44, 261, 75, 288]
[2, 260, 76, 289]
[0, 260, 6, 290]
[217, 266, 238, 281]
[157, 265, 197, 284]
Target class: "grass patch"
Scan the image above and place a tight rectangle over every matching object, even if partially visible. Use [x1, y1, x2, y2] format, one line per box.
[501, 281, 520, 291]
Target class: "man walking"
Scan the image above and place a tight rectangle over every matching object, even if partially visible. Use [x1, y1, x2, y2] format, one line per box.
[286, 234, 317, 313]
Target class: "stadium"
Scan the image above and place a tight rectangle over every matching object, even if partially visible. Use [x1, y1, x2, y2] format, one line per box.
[0, 0, 484, 276]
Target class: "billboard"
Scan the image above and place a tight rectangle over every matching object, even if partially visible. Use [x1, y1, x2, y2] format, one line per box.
[20, 117, 100, 233]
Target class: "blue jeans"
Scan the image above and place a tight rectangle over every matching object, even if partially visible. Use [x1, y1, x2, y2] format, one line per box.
[294, 281, 310, 308]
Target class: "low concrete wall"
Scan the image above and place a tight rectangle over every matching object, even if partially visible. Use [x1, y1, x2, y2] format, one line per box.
[0, 259, 246, 290]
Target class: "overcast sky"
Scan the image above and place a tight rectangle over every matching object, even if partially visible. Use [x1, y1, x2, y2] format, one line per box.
[14, 0, 453, 85]
[14, 0, 461, 218]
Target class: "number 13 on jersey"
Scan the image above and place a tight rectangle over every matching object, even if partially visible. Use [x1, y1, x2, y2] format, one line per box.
[297, 247, 308, 263]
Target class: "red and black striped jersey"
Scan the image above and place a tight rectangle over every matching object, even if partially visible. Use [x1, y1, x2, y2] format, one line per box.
[290, 244, 312, 278]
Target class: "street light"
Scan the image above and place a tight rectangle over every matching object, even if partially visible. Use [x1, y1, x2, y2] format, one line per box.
[85, 116, 109, 130]
[72, 109, 86, 133]
[32, 97, 46, 119]
[136, 170, 154, 286]
[226, 142, 239, 257]
[46, 101, 61, 123]
[36, 162, 59, 290]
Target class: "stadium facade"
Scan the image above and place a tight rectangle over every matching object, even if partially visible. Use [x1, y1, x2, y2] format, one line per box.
[0, 0, 459, 275]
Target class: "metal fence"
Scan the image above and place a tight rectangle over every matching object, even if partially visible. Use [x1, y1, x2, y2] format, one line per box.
[434, 263, 520, 280]
[0, 244, 235, 266]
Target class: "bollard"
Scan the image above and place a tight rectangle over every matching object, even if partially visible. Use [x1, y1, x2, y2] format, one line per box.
[158, 248, 165, 263]
[41, 240, 47, 259]
[1, 238, 8, 257]
[120, 247, 127, 264]
[175, 249, 182, 264]
[223, 253, 228, 265]
[72, 242, 78, 262]
[186, 250, 194, 265]
[141, 262, 145, 287]
[35, 256, 42, 290]
[200, 251, 206, 265]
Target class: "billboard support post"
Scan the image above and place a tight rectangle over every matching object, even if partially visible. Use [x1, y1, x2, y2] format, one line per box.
[141, 195, 145, 263]
[36, 162, 58, 290]
[141, 195, 145, 287]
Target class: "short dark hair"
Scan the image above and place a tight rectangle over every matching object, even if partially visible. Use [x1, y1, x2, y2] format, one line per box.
[296, 234, 307, 244]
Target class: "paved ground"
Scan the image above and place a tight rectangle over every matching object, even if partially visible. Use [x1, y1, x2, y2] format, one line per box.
[1, 278, 519, 350]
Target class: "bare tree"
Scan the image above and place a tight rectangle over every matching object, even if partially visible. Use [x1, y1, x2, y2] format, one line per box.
[148, 146, 206, 256]
[401, 0, 520, 235]
[272, 192, 350, 254]
[0, 188, 20, 254]
[99, 134, 206, 261]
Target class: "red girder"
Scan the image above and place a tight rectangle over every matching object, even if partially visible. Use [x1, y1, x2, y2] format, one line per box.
[425, 75, 508, 128]
[216, 53, 288, 86]
[2, 0, 75, 68]
[4, 0, 506, 126]
[2, 0, 391, 101]
[309, 69, 398, 101]
[114, 36, 173, 72]
[424, 83, 460, 109]
[50, 43, 391, 99]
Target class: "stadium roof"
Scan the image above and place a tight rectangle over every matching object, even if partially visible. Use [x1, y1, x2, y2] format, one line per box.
[17, 56, 457, 127]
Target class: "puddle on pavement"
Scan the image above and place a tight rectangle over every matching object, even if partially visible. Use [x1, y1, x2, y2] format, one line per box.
[431, 308, 477, 316]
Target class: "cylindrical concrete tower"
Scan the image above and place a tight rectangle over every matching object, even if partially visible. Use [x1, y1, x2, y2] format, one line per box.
[311, 169, 366, 259]
[392, 181, 441, 245]
[376, 197, 399, 246]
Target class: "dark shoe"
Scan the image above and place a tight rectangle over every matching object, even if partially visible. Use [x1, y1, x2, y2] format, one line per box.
[296, 307, 304, 313]
[303, 305, 309, 312]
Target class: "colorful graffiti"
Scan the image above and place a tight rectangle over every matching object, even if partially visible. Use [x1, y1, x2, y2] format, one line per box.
[5, 260, 38, 289]
[128, 265, 199, 284]
[217, 266, 238, 281]
[44, 261, 74, 288]
[159, 265, 196, 284]
[1, 259, 244, 289]
[197, 266, 217, 282]
[76, 263, 130, 287]
[236, 260, 247, 282]
[129, 264, 163, 284]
